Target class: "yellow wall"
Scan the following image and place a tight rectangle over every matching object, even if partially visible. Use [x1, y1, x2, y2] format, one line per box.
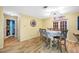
[42, 18, 53, 28]
[42, 17, 54, 29]
[42, 12, 79, 42]
[0, 7, 4, 48]
[65, 13, 79, 42]
[19, 15, 42, 41]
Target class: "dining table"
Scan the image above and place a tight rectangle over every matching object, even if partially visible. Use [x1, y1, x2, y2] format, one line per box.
[46, 30, 61, 37]
[46, 30, 61, 48]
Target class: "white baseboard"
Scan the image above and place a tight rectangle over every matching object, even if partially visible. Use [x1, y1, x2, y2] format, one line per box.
[67, 39, 76, 43]
[4, 35, 15, 39]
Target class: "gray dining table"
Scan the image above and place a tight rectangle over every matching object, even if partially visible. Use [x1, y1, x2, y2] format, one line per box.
[46, 30, 61, 38]
[46, 30, 61, 47]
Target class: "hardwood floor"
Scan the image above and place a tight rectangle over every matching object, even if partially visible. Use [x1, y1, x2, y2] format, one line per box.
[4, 37, 19, 48]
[0, 37, 43, 53]
[0, 37, 79, 53]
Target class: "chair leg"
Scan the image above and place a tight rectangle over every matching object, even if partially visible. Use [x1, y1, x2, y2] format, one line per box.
[64, 40, 68, 52]
[59, 39, 68, 53]
[40, 36, 42, 41]
[52, 38, 56, 47]
[44, 38, 49, 48]
[59, 41, 62, 52]
[47, 39, 50, 49]
[57, 40, 59, 49]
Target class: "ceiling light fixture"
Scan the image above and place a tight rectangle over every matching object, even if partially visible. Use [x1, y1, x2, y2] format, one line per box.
[43, 6, 48, 8]
[44, 6, 66, 18]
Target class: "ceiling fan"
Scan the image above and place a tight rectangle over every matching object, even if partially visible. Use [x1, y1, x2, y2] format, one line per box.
[43, 6, 48, 8]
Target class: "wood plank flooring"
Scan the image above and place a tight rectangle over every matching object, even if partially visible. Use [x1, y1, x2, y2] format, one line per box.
[0, 37, 79, 53]
[0, 37, 43, 53]
[4, 37, 19, 48]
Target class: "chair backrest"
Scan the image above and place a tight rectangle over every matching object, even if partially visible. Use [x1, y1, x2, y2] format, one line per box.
[61, 30, 68, 39]
[47, 28, 53, 30]
[73, 33, 79, 41]
[39, 28, 46, 36]
[42, 29, 50, 38]
[73, 33, 76, 36]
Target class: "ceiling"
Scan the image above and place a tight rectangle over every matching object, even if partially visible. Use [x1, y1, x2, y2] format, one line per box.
[3, 6, 79, 18]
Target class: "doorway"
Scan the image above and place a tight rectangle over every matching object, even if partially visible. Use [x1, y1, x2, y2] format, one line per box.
[6, 19, 16, 37]
[4, 19, 17, 47]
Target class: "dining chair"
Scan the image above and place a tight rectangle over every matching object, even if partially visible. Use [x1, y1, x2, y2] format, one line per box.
[47, 30, 61, 48]
[46, 31, 59, 48]
[39, 28, 50, 48]
[53, 36, 60, 48]
[39, 28, 44, 41]
[73, 33, 79, 44]
[45, 30, 61, 48]
[47, 28, 53, 30]
[39, 28, 46, 42]
[58, 30, 68, 52]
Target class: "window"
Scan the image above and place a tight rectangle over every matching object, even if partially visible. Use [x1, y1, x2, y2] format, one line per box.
[53, 21, 58, 30]
[60, 21, 67, 30]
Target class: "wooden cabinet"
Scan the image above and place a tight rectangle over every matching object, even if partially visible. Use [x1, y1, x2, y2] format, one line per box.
[53, 21, 59, 30]
[53, 20, 67, 31]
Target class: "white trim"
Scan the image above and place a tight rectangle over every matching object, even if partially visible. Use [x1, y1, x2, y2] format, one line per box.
[5, 36, 11, 39]
[17, 15, 20, 40]
[1, 13, 5, 48]
[76, 16, 78, 30]
[67, 39, 76, 43]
